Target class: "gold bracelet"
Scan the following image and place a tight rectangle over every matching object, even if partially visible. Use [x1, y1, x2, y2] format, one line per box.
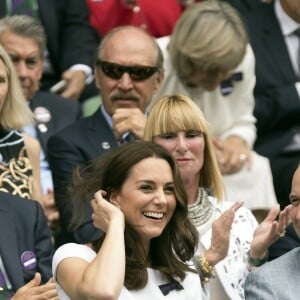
[199, 253, 215, 283]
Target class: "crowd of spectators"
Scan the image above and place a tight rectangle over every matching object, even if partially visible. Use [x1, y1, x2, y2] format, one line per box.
[0, 0, 299, 299]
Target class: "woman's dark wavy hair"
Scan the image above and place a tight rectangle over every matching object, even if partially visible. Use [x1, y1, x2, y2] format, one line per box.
[69, 141, 198, 290]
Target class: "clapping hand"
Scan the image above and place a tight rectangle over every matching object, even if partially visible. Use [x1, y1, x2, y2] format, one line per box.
[250, 204, 290, 259]
[12, 273, 58, 300]
[205, 201, 244, 266]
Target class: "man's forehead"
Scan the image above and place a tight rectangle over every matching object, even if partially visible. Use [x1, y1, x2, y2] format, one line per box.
[102, 29, 156, 57]
[1, 30, 41, 55]
[100, 46, 157, 67]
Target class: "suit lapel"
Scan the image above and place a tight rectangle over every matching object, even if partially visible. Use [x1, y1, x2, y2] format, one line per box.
[29, 98, 54, 153]
[0, 198, 25, 290]
[36, 124, 52, 153]
[262, 8, 297, 81]
[86, 107, 119, 154]
[37, 0, 59, 71]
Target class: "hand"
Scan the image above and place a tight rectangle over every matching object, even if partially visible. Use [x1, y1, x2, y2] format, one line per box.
[90, 190, 125, 232]
[213, 136, 252, 175]
[60, 70, 86, 100]
[205, 201, 243, 266]
[12, 273, 58, 300]
[250, 205, 290, 259]
[112, 108, 146, 140]
[42, 189, 60, 229]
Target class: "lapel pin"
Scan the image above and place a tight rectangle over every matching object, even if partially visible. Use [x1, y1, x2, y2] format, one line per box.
[37, 123, 48, 133]
[34, 106, 51, 123]
[101, 142, 111, 150]
[20, 251, 37, 270]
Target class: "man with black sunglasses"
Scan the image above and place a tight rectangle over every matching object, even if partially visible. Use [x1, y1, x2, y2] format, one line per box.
[47, 26, 164, 247]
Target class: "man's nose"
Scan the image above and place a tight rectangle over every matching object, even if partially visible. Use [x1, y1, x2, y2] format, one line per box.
[15, 61, 29, 78]
[117, 72, 134, 90]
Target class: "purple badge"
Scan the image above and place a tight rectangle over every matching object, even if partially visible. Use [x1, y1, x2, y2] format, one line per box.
[20, 251, 37, 270]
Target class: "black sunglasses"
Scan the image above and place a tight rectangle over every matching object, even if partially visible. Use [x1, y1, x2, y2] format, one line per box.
[96, 60, 159, 81]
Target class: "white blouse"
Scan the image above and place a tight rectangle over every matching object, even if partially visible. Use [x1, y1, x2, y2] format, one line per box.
[52, 243, 205, 300]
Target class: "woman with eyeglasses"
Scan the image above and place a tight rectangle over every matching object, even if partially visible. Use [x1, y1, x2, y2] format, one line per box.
[52, 141, 205, 299]
[144, 94, 289, 300]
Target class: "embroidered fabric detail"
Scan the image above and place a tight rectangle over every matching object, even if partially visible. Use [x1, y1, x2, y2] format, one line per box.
[0, 146, 33, 199]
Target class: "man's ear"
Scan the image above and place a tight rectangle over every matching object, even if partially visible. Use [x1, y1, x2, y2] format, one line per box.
[94, 67, 101, 89]
[109, 193, 121, 208]
[153, 69, 164, 92]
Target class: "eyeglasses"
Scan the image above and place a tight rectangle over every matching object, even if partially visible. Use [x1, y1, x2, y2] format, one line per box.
[96, 60, 159, 81]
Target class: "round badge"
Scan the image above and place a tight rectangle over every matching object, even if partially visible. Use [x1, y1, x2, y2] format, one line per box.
[20, 251, 37, 270]
[37, 123, 48, 133]
[101, 142, 111, 150]
[33, 106, 51, 123]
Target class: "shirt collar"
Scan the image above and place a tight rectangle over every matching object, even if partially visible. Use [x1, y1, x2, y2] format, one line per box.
[101, 105, 113, 129]
[275, 0, 300, 37]
[100, 105, 130, 141]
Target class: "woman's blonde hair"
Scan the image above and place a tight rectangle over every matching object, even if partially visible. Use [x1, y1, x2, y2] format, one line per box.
[168, 0, 248, 82]
[0, 45, 33, 129]
[144, 94, 224, 200]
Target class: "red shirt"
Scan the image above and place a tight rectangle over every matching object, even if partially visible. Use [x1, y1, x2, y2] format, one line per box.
[87, 0, 184, 37]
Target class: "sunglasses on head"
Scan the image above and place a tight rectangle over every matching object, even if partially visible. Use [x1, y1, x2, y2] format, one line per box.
[96, 60, 159, 81]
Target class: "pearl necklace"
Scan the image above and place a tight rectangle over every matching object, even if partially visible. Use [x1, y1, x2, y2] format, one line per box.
[188, 188, 213, 227]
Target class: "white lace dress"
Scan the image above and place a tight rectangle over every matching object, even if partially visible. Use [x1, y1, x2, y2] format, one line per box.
[190, 192, 258, 300]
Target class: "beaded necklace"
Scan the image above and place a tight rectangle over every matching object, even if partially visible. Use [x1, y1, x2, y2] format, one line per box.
[188, 188, 213, 227]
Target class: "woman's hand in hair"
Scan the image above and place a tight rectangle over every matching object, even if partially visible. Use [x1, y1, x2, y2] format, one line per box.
[91, 190, 125, 233]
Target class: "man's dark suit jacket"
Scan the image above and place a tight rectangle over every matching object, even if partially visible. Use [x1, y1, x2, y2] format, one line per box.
[245, 3, 300, 159]
[0, 0, 100, 95]
[30, 91, 81, 157]
[245, 3, 300, 209]
[0, 192, 53, 291]
[224, 0, 264, 15]
[48, 107, 119, 245]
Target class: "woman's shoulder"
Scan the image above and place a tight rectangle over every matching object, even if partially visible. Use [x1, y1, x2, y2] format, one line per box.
[23, 132, 40, 158]
[53, 243, 96, 268]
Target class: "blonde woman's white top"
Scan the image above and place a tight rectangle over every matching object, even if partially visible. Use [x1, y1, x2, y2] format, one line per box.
[195, 197, 258, 300]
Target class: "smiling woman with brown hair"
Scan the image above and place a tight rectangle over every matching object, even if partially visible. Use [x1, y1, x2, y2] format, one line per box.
[52, 141, 204, 300]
